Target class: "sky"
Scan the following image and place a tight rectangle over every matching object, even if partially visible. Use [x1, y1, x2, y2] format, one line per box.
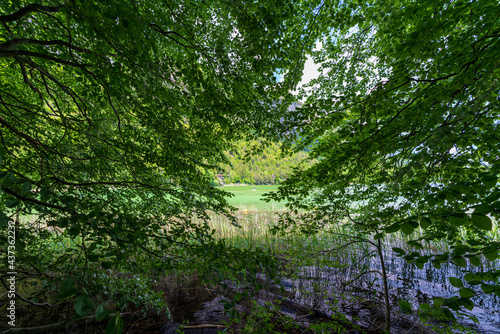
[289, 41, 323, 97]
[275, 39, 322, 91]
[297, 53, 321, 90]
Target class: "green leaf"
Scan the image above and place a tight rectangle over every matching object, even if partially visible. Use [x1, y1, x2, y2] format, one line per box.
[39, 187, 50, 200]
[474, 204, 493, 215]
[101, 261, 114, 270]
[467, 239, 482, 246]
[442, 307, 455, 320]
[385, 224, 400, 233]
[459, 288, 474, 298]
[105, 314, 124, 334]
[408, 220, 419, 228]
[464, 273, 475, 282]
[449, 214, 467, 227]
[471, 214, 492, 230]
[452, 245, 469, 257]
[419, 303, 430, 311]
[458, 185, 471, 195]
[67, 225, 81, 236]
[420, 217, 431, 229]
[449, 277, 463, 288]
[418, 312, 428, 323]
[444, 297, 460, 311]
[483, 249, 498, 261]
[392, 247, 405, 255]
[426, 196, 438, 207]
[432, 260, 442, 269]
[115, 251, 128, 261]
[58, 218, 70, 228]
[415, 256, 429, 269]
[59, 277, 78, 299]
[88, 254, 100, 262]
[1, 172, 15, 187]
[472, 184, 486, 195]
[398, 300, 412, 312]
[484, 177, 497, 189]
[5, 200, 20, 208]
[453, 257, 467, 268]
[87, 242, 98, 252]
[432, 297, 444, 307]
[95, 304, 113, 322]
[460, 298, 474, 311]
[481, 284, 496, 294]
[74, 294, 94, 317]
[401, 222, 415, 235]
[469, 255, 481, 267]
[21, 182, 31, 194]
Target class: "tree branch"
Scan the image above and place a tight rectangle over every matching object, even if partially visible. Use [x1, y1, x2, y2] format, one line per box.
[0, 38, 92, 54]
[1, 187, 72, 213]
[0, 4, 59, 22]
[0, 50, 90, 68]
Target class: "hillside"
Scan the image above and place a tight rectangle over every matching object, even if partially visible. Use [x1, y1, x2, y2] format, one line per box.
[215, 140, 316, 185]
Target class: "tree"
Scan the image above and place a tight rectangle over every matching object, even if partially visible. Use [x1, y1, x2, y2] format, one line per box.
[270, 0, 500, 328]
[0, 0, 326, 329]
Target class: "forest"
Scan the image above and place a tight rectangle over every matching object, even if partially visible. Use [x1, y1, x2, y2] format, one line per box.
[0, 0, 499, 333]
[216, 140, 317, 185]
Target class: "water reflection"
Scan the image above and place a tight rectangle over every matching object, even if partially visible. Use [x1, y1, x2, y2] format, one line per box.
[372, 248, 500, 333]
[212, 212, 500, 332]
[283, 244, 500, 333]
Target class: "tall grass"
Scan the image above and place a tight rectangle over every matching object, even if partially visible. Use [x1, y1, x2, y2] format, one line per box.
[205, 209, 373, 270]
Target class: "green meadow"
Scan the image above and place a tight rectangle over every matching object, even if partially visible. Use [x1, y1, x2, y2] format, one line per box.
[222, 185, 286, 211]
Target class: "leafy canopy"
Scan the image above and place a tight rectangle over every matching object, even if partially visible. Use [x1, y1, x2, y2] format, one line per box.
[0, 0, 324, 320]
[270, 0, 500, 319]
